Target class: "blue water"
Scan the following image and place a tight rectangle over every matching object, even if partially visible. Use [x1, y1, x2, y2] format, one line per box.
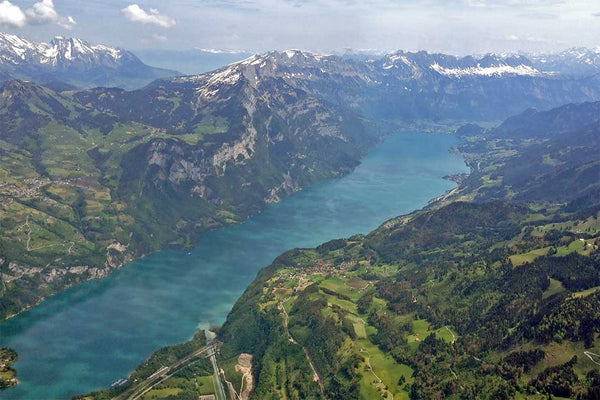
[0, 133, 468, 400]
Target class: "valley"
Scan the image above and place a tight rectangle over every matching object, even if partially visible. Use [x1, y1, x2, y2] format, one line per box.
[3, 47, 600, 323]
[1, 38, 600, 400]
[78, 100, 600, 399]
[1, 133, 467, 399]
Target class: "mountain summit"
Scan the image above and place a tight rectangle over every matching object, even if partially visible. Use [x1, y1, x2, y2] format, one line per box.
[0, 33, 178, 89]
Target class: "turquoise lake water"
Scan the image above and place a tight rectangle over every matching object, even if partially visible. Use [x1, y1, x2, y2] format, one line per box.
[0, 132, 468, 399]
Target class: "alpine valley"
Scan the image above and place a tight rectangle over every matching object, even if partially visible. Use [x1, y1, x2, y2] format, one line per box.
[80, 96, 600, 400]
[1, 31, 600, 400]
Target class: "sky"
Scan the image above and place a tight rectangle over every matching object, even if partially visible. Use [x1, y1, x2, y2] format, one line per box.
[0, 0, 599, 55]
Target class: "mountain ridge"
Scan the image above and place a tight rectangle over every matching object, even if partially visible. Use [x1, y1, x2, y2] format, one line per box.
[0, 33, 179, 90]
[2, 45, 600, 321]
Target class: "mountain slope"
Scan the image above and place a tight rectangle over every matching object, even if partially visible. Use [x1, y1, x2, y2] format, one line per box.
[210, 101, 600, 400]
[3, 49, 600, 321]
[81, 99, 600, 400]
[0, 76, 378, 319]
[455, 101, 600, 209]
[0, 33, 178, 89]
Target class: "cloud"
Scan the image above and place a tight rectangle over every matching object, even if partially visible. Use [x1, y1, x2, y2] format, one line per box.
[152, 33, 168, 41]
[593, 11, 600, 16]
[0, 1, 27, 28]
[0, 0, 75, 29]
[26, 0, 59, 24]
[121, 4, 176, 28]
[58, 14, 76, 29]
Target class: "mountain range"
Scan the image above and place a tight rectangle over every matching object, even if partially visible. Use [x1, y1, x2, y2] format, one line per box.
[1, 29, 600, 399]
[0, 33, 178, 90]
[2, 43, 600, 323]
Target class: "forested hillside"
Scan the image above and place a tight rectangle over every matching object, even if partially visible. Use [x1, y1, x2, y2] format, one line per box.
[213, 101, 600, 400]
[81, 98, 600, 400]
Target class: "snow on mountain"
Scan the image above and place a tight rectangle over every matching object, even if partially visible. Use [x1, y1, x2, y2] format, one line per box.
[0, 33, 177, 89]
[530, 47, 600, 77]
[376, 51, 545, 78]
[429, 62, 542, 77]
[0, 33, 126, 67]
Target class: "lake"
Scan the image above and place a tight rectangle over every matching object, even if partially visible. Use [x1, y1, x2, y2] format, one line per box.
[1, 132, 468, 399]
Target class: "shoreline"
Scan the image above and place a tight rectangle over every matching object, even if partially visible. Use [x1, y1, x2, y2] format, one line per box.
[1, 131, 469, 399]
[1, 129, 463, 323]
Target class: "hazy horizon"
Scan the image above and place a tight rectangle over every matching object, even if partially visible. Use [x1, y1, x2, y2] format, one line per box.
[0, 0, 598, 56]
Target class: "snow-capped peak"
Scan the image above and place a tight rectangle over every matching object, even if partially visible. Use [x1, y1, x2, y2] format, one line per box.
[0, 32, 126, 67]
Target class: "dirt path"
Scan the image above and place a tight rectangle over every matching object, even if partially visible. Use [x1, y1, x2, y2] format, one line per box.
[18, 215, 78, 253]
[584, 351, 600, 366]
[445, 326, 456, 344]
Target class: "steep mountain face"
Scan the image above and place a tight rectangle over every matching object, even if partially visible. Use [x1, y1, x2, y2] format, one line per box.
[0, 74, 376, 318]
[489, 101, 600, 139]
[0, 33, 178, 89]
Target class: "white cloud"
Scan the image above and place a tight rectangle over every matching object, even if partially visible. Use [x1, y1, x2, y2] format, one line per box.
[26, 0, 59, 24]
[58, 14, 76, 29]
[152, 33, 168, 41]
[0, 0, 75, 29]
[0, 1, 27, 28]
[121, 4, 176, 28]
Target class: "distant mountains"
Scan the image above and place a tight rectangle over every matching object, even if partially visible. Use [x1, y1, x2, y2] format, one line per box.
[531, 47, 600, 77]
[3, 44, 600, 320]
[98, 49, 600, 123]
[0, 33, 178, 89]
[1, 31, 600, 95]
[134, 48, 252, 76]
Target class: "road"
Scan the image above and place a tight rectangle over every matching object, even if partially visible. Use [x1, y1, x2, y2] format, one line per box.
[359, 347, 394, 400]
[118, 344, 213, 400]
[209, 345, 228, 400]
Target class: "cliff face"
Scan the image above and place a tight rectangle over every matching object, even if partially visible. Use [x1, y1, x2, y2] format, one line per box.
[0, 56, 377, 319]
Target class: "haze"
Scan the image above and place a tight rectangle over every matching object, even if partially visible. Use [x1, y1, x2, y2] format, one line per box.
[0, 0, 598, 55]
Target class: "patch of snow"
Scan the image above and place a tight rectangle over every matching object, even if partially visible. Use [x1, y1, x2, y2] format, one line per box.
[430, 62, 543, 77]
[285, 49, 298, 59]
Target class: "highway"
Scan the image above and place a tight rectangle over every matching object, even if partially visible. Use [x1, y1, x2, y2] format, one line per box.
[116, 344, 213, 400]
[208, 345, 228, 400]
